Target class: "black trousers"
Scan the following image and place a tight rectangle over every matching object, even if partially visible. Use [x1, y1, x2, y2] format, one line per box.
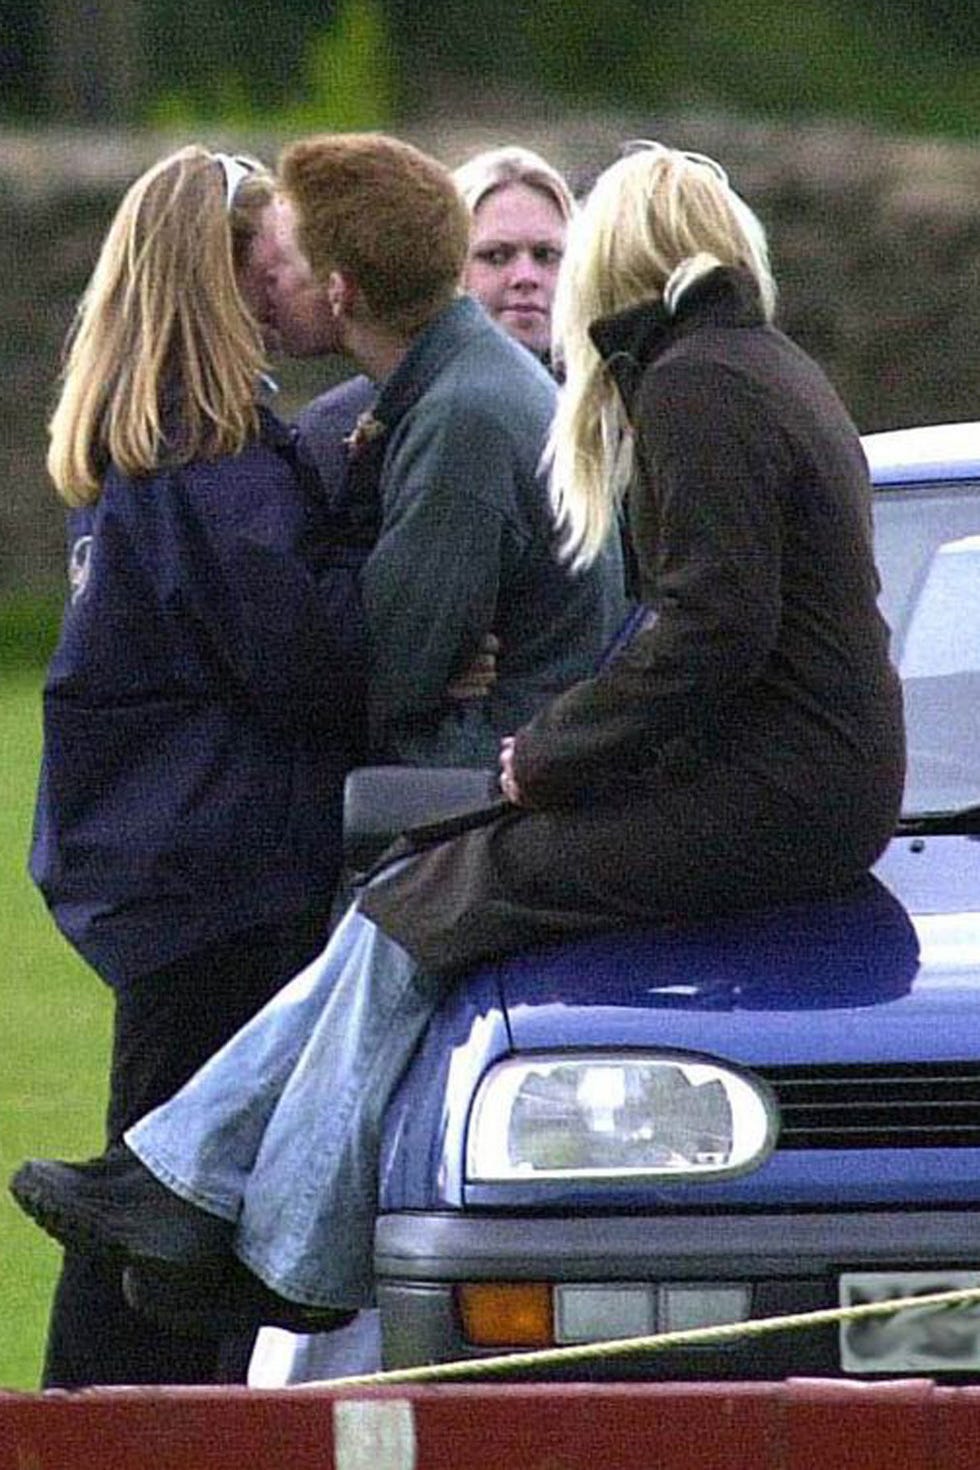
[41, 901, 333, 1389]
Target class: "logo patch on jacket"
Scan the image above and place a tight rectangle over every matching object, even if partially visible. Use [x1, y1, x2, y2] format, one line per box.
[69, 535, 93, 603]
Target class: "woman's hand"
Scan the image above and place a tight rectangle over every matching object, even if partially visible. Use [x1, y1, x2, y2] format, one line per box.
[499, 735, 524, 805]
[446, 634, 500, 701]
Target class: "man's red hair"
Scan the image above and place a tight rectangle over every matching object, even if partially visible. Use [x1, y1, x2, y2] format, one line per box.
[279, 132, 470, 334]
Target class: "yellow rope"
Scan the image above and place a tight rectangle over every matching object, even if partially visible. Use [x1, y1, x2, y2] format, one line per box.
[319, 1285, 980, 1389]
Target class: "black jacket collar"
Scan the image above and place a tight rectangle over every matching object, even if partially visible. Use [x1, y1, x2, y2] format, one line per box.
[589, 266, 767, 409]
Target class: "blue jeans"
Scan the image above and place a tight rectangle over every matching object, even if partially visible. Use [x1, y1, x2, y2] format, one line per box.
[125, 898, 445, 1308]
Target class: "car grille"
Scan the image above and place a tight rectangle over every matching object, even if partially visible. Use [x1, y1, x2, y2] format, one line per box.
[756, 1062, 980, 1149]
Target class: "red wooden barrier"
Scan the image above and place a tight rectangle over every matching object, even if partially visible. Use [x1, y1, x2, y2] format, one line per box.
[2, 1379, 979, 1470]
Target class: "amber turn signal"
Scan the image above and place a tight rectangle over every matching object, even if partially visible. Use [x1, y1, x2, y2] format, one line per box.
[457, 1282, 555, 1347]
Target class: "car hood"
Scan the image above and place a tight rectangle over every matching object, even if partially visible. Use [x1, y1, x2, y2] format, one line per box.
[497, 835, 980, 1068]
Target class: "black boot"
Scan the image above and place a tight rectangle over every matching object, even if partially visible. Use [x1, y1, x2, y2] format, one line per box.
[123, 1256, 358, 1336]
[9, 1144, 234, 1266]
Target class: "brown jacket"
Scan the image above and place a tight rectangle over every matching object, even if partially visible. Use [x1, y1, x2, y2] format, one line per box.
[361, 269, 906, 976]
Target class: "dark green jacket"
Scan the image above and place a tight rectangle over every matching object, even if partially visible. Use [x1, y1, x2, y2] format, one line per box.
[357, 296, 627, 764]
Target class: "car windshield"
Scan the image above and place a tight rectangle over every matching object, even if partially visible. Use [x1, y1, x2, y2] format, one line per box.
[874, 480, 980, 819]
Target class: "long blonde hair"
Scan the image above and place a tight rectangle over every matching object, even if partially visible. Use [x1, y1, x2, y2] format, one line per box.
[548, 143, 776, 567]
[47, 145, 273, 506]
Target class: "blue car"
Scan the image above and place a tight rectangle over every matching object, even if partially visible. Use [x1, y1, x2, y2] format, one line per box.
[371, 421, 980, 1381]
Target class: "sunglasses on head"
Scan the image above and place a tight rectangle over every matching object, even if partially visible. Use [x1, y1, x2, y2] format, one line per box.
[619, 140, 729, 186]
[212, 152, 258, 211]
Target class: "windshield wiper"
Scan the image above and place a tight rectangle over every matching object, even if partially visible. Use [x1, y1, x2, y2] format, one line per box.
[896, 803, 980, 836]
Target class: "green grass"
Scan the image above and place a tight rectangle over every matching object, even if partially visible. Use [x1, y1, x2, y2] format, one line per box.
[0, 662, 112, 1391]
[0, 595, 64, 675]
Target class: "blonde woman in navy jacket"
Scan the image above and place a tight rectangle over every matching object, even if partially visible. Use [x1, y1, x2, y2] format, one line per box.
[29, 146, 369, 1389]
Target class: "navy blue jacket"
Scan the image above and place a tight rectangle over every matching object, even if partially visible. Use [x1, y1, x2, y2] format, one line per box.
[30, 407, 368, 987]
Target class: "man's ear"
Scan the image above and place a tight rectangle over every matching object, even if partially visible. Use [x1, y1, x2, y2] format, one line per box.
[327, 270, 359, 320]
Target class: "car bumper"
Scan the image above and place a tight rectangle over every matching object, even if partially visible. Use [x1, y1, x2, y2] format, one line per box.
[375, 1209, 980, 1379]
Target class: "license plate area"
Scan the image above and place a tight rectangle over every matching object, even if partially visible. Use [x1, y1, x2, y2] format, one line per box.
[839, 1270, 980, 1373]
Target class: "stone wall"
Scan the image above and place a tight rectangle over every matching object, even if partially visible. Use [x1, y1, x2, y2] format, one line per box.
[4, 113, 980, 598]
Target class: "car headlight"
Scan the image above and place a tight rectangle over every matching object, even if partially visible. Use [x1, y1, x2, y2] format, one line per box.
[465, 1051, 778, 1183]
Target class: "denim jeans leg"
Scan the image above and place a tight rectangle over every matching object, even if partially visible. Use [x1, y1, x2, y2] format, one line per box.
[124, 903, 378, 1219]
[232, 920, 446, 1309]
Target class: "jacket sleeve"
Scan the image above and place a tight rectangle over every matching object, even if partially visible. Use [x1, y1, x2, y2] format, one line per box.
[360, 403, 518, 751]
[512, 356, 790, 806]
[147, 448, 367, 734]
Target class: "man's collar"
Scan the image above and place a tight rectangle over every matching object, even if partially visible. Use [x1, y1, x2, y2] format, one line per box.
[373, 296, 487, 431]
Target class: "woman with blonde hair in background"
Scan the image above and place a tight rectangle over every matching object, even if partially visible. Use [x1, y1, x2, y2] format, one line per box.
[13, 142, 904, 1338]
[453, 143, 575, 362]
